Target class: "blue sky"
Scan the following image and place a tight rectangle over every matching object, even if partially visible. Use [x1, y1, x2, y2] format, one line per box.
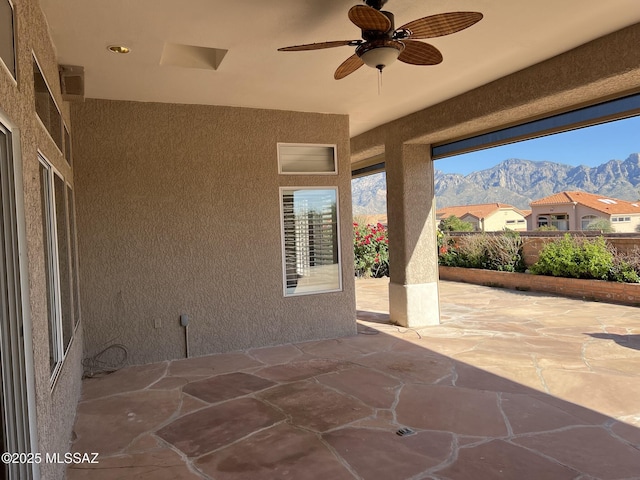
[435, 115, 640, 175]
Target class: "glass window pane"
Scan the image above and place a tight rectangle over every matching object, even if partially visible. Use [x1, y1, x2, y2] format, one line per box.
[53, 174, 72, 352]
[67, 186, 80, 327]
[33, 59, 64, 151]
[39, 163, 58, 373]
[281, 188, 341, 296]
[0, 0, 16, 79]
[64, 126, 72, 165]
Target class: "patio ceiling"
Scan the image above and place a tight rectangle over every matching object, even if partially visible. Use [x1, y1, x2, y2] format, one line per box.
[41, 0, 640, 137]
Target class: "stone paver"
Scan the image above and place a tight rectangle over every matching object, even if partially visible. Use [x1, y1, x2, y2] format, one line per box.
[68, 279, 640, 479]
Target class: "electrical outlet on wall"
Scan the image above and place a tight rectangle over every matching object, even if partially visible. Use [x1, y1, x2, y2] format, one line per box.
[154, 318, 161, 329]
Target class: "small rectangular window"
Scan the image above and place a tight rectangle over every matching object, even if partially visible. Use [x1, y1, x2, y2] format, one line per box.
[280, 187, 341, 296]
[33, 57, 64, 152]
[0, 0, 16, 79]
[278, 143, 337, 174]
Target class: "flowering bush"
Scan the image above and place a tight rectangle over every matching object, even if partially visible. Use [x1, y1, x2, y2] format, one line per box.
[353, 222, 389, 278]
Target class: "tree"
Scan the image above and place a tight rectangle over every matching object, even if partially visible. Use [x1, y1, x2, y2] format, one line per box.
[586, 218, 615, 233]
[439, 215, 475, 232]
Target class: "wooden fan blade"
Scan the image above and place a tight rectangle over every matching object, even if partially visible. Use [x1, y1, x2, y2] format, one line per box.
[399, 12, 483, 39]
[348, 5, 391, 32]
[398, 40, 443, 65]
[334, 54, 364, 80]
[278, 40, 359, 51]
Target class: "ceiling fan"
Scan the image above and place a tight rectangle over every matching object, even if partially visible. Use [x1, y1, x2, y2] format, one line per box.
[278, 0, 482, 80]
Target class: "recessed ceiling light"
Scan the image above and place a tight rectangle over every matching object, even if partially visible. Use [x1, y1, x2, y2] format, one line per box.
[107, 45, 131, 54]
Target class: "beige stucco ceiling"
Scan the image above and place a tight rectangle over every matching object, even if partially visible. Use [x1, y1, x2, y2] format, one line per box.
[40, 0, 640, 137]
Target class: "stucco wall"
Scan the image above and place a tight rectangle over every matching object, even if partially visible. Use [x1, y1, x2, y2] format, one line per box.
[0, 1, 83, 479]
[530, 204, 640, 232]
[485, 209, 527, 232]
[72, 99, 355, 365]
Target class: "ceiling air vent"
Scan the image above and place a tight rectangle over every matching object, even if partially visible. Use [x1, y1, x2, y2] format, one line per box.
[59, 64, 85, 102]
[160, 43, 228, 71]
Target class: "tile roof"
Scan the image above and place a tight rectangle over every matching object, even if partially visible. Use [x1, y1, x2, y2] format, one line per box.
[356, 214, 387, 226]
[436, 203, 520, 220]
[531, 191, 640, 214]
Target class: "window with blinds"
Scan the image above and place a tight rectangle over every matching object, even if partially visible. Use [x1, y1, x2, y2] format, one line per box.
[280, 188, 341, 296]
[278, 143, 337, 174]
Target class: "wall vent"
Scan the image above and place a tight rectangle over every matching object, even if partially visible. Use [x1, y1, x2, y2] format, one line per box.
[59, 64, 85, 102]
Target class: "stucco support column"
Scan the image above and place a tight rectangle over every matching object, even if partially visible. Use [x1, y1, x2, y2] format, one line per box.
[386, 142, 440, 327]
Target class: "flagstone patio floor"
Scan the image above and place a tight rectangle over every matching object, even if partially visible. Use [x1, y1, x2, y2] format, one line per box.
[68, 279, 640, 479]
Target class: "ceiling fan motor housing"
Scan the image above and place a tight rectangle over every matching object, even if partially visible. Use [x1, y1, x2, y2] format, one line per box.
[358, 10, 402, 71]
[364, 0, 388, 10]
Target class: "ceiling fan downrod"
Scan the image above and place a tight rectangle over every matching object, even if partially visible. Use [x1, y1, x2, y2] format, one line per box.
[364, 0, 388, 11]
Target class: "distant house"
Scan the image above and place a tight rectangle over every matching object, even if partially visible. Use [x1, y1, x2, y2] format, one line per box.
[436, 203, 528, 231]
[356, 213, 388, 227]
[529, 191, 640, 232]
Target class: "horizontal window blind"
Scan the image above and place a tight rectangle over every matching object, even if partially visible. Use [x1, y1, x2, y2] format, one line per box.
[281, 188, 341, 296]
[278, 144, 336, 174]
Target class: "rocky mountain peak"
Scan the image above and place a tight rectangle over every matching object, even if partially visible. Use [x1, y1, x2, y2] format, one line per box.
[352, 153, 640, 214]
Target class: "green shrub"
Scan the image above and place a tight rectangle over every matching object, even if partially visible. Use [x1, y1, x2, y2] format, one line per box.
[530, 235, 613, 280]
[585, 218, 615, 233]
[439, 215, 475, 232]
[353, 222, 389, 278]
[438, 232, 526, 273]
[608, 245, 640, 283]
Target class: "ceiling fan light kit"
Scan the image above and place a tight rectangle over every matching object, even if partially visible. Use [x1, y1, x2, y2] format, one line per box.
[278, 0, 482, 80]
[357, 40, 404, 70]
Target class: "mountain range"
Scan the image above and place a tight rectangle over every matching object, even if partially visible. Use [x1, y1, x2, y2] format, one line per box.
[351, 153, 640, 214]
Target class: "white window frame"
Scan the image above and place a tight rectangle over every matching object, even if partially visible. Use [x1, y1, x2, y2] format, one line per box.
[38, 154, 78, 388]
[0, 0, 17, 83]
[277, 143, 337, 175]
[279, 186, 342, 297]
[612, 216, 630, 223]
